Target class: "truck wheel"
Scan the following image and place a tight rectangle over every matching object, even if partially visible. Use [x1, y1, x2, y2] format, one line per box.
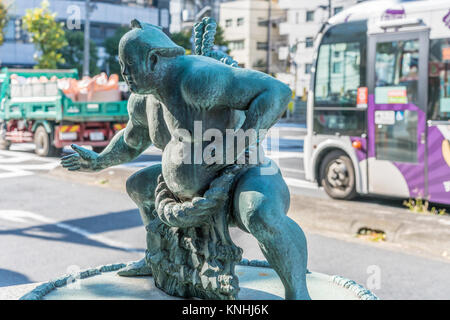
[0, 123, 10, 150]
[0, 139, 10, 150]
[320, 150, 357, 200]
[34, 126, 61, 157]
[92, 146, 104, 154]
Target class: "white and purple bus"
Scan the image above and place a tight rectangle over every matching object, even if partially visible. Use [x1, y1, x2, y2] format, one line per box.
[304, 0, 450, 205]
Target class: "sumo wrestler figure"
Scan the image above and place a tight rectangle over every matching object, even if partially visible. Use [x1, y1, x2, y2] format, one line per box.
[61, 20, 310, 300]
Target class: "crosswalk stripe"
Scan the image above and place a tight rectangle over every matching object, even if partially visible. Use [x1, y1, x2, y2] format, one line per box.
[283, 177, 320, 190]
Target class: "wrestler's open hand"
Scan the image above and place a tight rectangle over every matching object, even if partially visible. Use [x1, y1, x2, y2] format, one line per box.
[60, 144, 99, 172]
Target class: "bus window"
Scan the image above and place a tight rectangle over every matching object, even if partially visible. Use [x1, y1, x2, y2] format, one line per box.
[375, 40, 419, 106]
[313, 109, 365, 136]
[375, 110, 418, 163]
[314, 21, 366, 108]
[429, 38, 450, 121]
[315, 42, 361, 107]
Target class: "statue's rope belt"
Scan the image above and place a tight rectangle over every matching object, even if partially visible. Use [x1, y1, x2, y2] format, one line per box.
[145, 164, 249, 300]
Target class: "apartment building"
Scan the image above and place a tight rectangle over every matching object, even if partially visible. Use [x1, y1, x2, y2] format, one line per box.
[277, 0, 361, 97]
[219, 0, 286, 73]
[0, 0, 166, 68]
[169, 0, 225, 33]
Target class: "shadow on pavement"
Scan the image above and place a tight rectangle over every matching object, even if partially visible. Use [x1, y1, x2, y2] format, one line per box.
[0, 209, 145, 253]
[0, 269, 32, 287]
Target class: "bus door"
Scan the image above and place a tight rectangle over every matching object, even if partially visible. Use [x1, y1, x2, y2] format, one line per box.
[367, 29, 429, 198]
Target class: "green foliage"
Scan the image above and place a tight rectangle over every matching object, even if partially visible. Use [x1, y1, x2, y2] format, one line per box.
[104, 26, 129, 79]
[170, 30, 192, 52]
[214, 25, 229, 48]
[58, 30, 99, 76]
[0, 0, 9, 46]
[22, 0, 67, 69]
[403, 198, 447, 216]
[170, 24, 229, 55]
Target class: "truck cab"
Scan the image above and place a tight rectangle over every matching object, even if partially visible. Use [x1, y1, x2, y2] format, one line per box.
[0, 68, 129, 156]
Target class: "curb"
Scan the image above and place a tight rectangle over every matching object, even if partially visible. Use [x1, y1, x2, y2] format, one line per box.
[288, 194, 450, 259]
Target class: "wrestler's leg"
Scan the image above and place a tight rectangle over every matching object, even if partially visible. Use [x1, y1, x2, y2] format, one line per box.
[232, 160, 310, 299]
[118, 164, 162, 277]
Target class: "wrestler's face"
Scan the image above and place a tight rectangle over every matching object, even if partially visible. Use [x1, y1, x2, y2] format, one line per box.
[118, 36, 159, 95]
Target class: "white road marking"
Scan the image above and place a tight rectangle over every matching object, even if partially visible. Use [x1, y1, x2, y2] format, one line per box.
[0, 150, 59, 179]
[0, 210, 141, 253]
[266, 151, 304, 159]
[283, 177, 320, 190]
[118, 161, 161, 168]
[281, 167, 305, 175]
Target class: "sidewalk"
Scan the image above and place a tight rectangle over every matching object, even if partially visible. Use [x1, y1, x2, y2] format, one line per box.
[288, 195, 450, 260]
[47, 165, 450, 262]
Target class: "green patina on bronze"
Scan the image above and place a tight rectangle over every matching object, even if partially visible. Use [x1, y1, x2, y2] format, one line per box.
[61, 17, 311, 300]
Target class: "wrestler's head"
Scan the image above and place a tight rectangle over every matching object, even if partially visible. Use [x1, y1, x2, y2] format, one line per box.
[118, 19, 185, 94]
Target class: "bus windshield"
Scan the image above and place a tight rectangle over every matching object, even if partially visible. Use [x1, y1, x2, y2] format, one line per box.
[314, 20, 367, 108]
[429, 38, 450, 121]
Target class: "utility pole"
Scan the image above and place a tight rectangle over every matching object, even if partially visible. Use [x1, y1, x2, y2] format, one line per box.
[83, 0, 91, 77]
[266, 0, 272, 75]
[328, 0, 332, 19]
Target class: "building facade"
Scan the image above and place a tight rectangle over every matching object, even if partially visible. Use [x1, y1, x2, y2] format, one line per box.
[219, 0, 286, 73]
[0, 0, 167, 69]
[277, 0, 362, 98]
[169, 0, 225, 33]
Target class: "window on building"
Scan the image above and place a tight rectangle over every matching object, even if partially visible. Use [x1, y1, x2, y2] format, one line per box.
[237, 17, 244, 26]
[258, 18, 268, 27]
[305, 37, 314, 48]
[305, 63, 312, 74]
[306, 11, 314, 22]
[334, 7, 343, 15]
[295, 12, 300, 24]
[105, 27, 116, 38]
[257, 42, 268, 51]
[225, 19, 232, 27]
[4, 20, 15, 41]
[230, 40, 245, 50]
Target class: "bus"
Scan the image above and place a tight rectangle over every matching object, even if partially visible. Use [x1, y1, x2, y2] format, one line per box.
[304, 0, 450, 205]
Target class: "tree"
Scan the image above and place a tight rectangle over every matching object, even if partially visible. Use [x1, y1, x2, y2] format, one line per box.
[170, 30, 192, 52]
[58, 31, 99, 76]
[104, 26, 129, 79]
[22, 0, 67, 69]
[0, 0, 8, 46]
[170, 24, 229, 55]
[214, 25, 229, 49]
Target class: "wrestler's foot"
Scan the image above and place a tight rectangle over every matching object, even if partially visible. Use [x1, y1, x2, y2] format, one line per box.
[117, 258, 152, 277]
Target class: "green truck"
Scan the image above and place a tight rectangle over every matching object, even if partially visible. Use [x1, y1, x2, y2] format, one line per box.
[0, 68, 129, 156]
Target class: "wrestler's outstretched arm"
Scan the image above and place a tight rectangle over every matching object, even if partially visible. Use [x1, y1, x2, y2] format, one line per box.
[60, 94, 152, 172]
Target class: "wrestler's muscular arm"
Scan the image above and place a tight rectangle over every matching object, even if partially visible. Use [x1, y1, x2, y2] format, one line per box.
[61, 94, 151, 172]
[182, 63, 292, 132]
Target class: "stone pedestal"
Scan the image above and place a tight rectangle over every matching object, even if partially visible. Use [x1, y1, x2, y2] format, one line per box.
[9, 261, 378, 300]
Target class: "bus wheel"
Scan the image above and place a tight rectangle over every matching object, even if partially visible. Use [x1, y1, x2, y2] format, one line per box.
[320, 150, 357, 200]
[34, 126, 61, 157]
